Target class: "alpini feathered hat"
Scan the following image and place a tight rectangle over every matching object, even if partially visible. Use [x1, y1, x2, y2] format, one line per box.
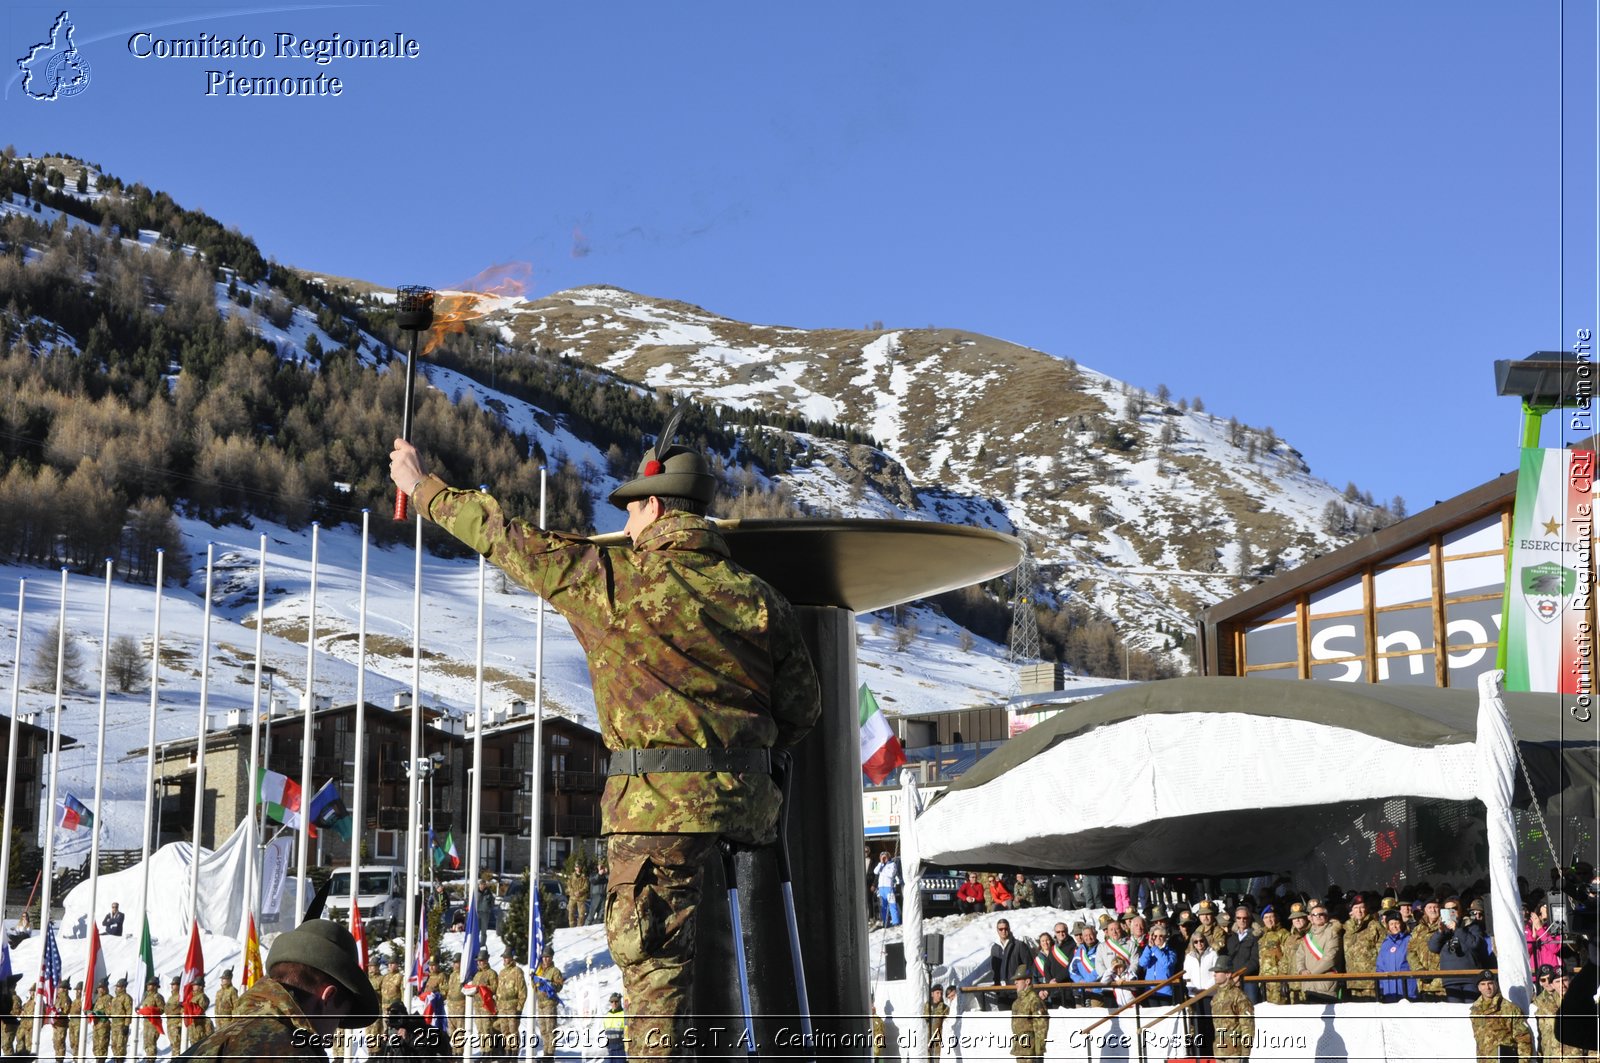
[608, 405, 715, 509]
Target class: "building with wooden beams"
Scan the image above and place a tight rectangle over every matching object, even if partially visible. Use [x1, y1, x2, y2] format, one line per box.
[2, 714, 79, 868]
[1196, 471, 1529, 686]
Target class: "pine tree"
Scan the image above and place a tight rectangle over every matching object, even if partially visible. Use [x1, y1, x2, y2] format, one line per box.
[32, 621, 85, 691]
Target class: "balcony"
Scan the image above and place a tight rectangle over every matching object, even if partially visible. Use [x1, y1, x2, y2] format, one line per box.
[478, 766, 527, 791]
[480, 810, 526, 834]
[553, 812, 600, 836]
[550, 770, 600, 792]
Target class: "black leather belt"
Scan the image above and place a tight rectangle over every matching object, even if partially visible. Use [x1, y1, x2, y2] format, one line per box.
[607, 748, 772, 776]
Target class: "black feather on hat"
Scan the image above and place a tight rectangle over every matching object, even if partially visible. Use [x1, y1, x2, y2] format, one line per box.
[608, 405, 715, 509]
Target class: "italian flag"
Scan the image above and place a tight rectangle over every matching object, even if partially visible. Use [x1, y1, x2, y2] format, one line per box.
[1503, 447, 1595, 693]
[434, 831, 460, 870]
[859, 684, 906, 785]
[257, 768, 304, 829]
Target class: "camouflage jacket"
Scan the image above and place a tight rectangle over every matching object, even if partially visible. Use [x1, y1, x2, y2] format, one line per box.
[495, 965, 527, 1015]
[1343, 914, 1382, 977]
[531, 962, 563, 1014]
[418, 489, 822, 841]
[1469, 994, 1532, 1059]
[177, 978, 325, 1061]
[1009, 991, 1048, 1056]
[1211, 981, 1254, 1053]
[213, 984, 238, 1023]
[108, 989, 133, 1026]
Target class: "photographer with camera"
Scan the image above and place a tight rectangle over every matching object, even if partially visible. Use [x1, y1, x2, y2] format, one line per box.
[1428, 897, 1491, 1004]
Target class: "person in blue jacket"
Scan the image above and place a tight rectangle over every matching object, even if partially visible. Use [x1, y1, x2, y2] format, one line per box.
[1375, 907, 1417, 1002]
[1136, 924, 1182, 1003]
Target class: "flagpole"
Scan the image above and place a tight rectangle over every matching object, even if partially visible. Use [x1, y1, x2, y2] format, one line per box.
[134, 550, 164, 1063]
[188, 546, 216, 930]
[464, 546, 488, 1063]
[0, 580, 25, 936]
[522, 471, 545, 1063]
[35, 569, 69, 1025]
[77, 559, 113, 1060]
[296, 524, 321, 918]
[242, 534, 268, 941]
[401, 513, 424, 1007]
[350, 510, 371, 927]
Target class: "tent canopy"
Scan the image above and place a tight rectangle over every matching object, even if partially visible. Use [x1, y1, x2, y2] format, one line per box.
[918, 676, 1597, 878]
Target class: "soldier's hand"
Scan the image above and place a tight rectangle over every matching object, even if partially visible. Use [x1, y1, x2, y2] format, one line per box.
[390, 438, 427, 495]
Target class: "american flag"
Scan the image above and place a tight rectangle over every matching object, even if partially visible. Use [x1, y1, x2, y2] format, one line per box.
[40, 925, 61, 1015]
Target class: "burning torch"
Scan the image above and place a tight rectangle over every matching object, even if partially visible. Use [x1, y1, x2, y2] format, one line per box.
[393, 284, 436, 520]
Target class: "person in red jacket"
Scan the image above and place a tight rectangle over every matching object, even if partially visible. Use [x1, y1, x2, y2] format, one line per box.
[990, 874, 1014, 911]
[957, 873, 986, 914]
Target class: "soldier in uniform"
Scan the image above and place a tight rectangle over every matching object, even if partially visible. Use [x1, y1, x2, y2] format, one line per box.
[212, 969, 238, 1029]
[365, 959, 387, 1047]
[1469, 971, 1532, 1060]
[163, 977, 184, 1054]
[188, 977, 213, 1043]
[1194, 901, 1228, 952]
[1341, 894, 1381, 1000]
[380, 958, 405, 1019]
[90, 980, 112, 1063]
[1210, 952, 1254, 1062]
[177, 918, 380, 1061]
[870, 996, 884, 1059]
[468, 950, 498, 1056]
[1009, 967, 1047, 1063]
[927, 985, 948, 1062]
[108, 977, 133, 1063]
[443, 959, 465, 1056]
[390, 407, 821, 1061]
[57, 979, 76, 1062]
[495, 950, 528, 1059]
[137, 978, 163, 1063]
[530, 944, 564, 1063]
[1011, 873, 1036, 909]
[1409, 899, 1447, 1000]
[1280, 903, 1310, 1004]
[565, 861, 588, 929]
[16, 983, 36, 1057]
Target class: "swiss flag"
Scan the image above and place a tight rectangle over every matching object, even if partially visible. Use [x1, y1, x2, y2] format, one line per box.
[350, 900, 368, 971]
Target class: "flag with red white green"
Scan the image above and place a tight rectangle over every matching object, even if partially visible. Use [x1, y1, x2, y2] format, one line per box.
[858, 683, 906, 785]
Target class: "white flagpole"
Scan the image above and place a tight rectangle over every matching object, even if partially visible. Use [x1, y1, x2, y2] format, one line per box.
[78, 560, 114, 1060]
[36, 569, 69, 997]
[296, 524, 321, 917]
[523, 469, 546, 1062]
[135, 550, 165, 1046]
[402, 513, 424, 1006]
[0, 580, 26, 932]
[188, 546, 217, 931]
[242, 535, 268, 939]
[350, 511, 370, 920]
[464, 544, 488, 1063]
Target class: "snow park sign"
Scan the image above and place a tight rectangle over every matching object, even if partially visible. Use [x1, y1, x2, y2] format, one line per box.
[1198, 463, 1594, 700]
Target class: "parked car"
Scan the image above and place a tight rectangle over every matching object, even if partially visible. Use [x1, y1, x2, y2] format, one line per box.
[326, 865, 407, 939]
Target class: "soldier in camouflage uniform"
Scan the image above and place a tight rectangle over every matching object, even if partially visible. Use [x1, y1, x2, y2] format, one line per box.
[365, 959, 386, 1046]
[108, 978, 132, 1063]
[1210, 953, 1254, 1062]
[62, 981, 80, 1062]
[1341, 895, 1381, 1000]
[2, 980, 21, 1056]
[180, 919, 380, 1062]
[16, 983, 36, 1057]
[530, 944, 563, 1063]
[187, 979, 213, 1043]
[164, 977, 184, 1054]
[1194, 901, 1228, 952]
[927, 985, 948, 1062]
[1282, 904, 1309, 1004]
[443, 959, 465, 1056]
[91, 980, 112, 1063]
[379, 959, 404, 1033]
[137, 978, 163, 1062]
[212, 969, 238, 1030]
[1009, 968, 1047, 1063]
[392, 408, 821, 1061]
[1469, 971, 1532, 1060]
[565, 861, 589, 930]
[1408, 899, 1447, 1000]
[467, 951, 498, 1056]
[495, 951, 528, 1058]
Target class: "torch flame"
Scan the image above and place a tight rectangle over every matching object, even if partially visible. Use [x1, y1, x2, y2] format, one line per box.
[420, 261, 532, 356]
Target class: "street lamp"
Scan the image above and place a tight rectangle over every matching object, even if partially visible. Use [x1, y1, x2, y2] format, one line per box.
[406, 753, 447, 892]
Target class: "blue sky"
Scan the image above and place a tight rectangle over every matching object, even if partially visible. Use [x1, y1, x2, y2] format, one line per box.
[4, 1, 1598, 512]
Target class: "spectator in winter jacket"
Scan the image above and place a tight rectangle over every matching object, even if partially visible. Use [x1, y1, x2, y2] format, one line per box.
[873, 852, 902, 927]
[1375, 909, 1417, 1002]
[957, 873, 986, 915]
[1429, 898, 1490, 1003]
[986, 920, 1032, 1012]
[1222, 905, 1262, 1004]
[1135, 925, 1181, 1003]
[989, 876, 1014, 911]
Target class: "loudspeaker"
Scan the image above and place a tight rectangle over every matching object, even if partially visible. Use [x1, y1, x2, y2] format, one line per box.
[884, 941, 906, 980]
[924, 932, 944, 966]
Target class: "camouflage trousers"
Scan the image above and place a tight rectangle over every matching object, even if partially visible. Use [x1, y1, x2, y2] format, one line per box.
[605, 833, 719, 1059]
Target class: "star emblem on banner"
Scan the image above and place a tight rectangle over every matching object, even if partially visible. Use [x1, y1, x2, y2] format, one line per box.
[1543, 516, 1562, 536]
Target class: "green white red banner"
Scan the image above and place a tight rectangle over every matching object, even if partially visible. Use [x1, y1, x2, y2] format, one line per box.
[1502, 447, 1595, 692]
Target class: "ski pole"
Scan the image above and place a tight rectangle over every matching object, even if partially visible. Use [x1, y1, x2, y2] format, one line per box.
[719, 841, 760, 1062]
[772, 751, 814, 1057]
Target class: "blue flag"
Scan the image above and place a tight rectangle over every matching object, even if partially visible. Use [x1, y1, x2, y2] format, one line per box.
[528, 881, 557, 1001]
[0, 939, 12, 982]
[461, 901, 480, 982]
